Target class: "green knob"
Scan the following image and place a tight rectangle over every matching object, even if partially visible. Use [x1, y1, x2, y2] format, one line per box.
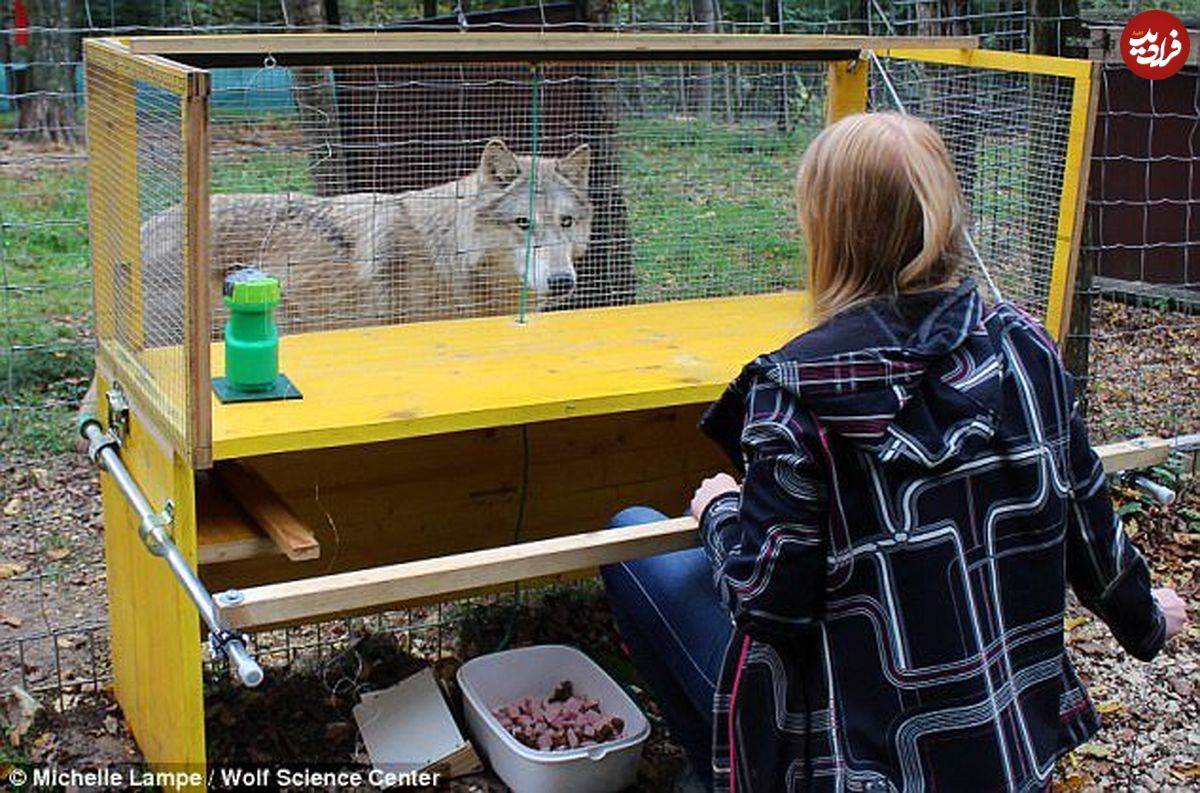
[223, 268, 280, 392]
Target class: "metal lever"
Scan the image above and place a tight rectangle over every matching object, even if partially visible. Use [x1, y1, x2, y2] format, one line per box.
[79, 416, 264, 687]
[1124, 473, 1177, 507]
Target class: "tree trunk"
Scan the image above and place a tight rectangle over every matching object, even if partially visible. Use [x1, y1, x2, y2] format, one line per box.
[18, 0, 78, 145]
[285, 0, 347, 196]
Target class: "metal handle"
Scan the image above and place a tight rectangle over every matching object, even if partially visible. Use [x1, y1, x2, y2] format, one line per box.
[1127, 474, 1176, 507]
[80, 416, 264, 687]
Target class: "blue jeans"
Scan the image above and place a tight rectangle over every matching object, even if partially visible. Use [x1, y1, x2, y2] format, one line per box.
[600, 506, 733, 789]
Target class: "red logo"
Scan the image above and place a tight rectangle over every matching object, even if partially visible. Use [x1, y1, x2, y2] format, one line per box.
[1121, 10, 1190, 80]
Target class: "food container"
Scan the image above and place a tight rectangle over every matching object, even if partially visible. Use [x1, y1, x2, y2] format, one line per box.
[457, 644, 650, 793]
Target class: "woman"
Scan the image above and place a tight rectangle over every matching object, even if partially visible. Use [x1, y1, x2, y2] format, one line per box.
[600, 112, 1187, 792]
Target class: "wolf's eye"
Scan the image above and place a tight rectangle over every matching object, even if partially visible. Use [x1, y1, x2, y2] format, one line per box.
[560, 216, 574, 229]
[514, 217, 530, 230]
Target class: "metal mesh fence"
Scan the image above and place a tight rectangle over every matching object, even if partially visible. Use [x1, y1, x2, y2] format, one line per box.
[194, 60, 824, 339]
[869, 55, 1078, 324]
[1076, 56, 1200, 444]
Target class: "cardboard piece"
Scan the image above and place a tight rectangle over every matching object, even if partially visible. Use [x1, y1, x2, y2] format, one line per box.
[352, 667, 482, 780]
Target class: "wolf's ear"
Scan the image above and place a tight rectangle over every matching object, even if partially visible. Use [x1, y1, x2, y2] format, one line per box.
[480, 139, 521, 187]
[556, 143, 590, 194]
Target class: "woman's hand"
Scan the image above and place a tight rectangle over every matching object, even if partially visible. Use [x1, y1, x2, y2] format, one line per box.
[1153, 587, 1188, 640]
[690, 473, 740, 521]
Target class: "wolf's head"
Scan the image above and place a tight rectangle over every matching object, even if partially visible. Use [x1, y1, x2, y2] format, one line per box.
[471, 139, 592, 307]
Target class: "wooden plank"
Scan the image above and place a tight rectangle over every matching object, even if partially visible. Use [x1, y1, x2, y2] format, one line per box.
[211, 462, 321, 561]
[196, 473, 282, 565]
[880, 47, 1094, 80]
[127, 33, 979, 65]
[1046, 60, 1101, 345]
[204, 292, 813, 459]
[219, 517, 699, 629]
[1096, 436, 1171, 474]
[183, 70, 213, 470]
[197, 405, 725, 595]
[826, 57, 868, 124]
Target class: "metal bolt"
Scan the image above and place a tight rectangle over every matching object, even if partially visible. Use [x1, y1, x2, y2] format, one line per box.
[215, 589, 245, 607]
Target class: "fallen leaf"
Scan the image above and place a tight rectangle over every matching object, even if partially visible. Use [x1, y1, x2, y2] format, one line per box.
[31, 468, 51, 490]
[1171, 763, 1200, 782]
[1075, 742, 1113, 759]
[1064, 616, 1089, 631]
[1, 687, 41, 748]
[45, 547, 70, 561]
[0, 562, 26, 579]
[0, 614, 22, 629]
[1095, 700, 1123, 715]
[104, 715, 119, 735]
[2, 498, 20, 517]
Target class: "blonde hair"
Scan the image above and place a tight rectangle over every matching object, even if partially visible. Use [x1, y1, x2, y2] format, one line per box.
[796, 112, 967, 321]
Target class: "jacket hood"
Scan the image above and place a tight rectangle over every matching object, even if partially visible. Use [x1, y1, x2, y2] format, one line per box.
[702, 279, 1006, 471]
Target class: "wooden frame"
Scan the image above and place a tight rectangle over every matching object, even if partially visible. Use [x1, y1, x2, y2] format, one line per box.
[880, 47, 1100, 343]
[215, 434, 1171, 631]
[125, 32, 979, 68]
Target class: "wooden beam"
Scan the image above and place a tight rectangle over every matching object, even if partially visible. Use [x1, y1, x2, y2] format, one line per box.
[196, 473, 282, 565]
[211, 462, 321, 561]
[124, 33, 978, 68]
[1096, 436, 1172, 474]
[217, 436, 1167, 629]
[218, 517, 697, 629]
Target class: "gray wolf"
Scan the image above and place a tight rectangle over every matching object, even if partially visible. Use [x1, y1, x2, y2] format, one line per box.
[143, 138, 593, 337]
[79, 139, 592, 436]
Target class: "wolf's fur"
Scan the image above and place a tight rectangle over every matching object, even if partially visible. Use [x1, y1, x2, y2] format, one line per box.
[141, 138, 592, 342]
[78, 140, 592, 441]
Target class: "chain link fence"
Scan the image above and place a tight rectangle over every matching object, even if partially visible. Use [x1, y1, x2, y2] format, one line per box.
[1, 0, 1195, 732]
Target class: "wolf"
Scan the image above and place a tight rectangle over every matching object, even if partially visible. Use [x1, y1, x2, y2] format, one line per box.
[142, 138, 593, 338]
[78, 139, 592, 436]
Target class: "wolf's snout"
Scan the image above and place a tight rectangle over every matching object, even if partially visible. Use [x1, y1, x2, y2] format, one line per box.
[547, 272, 576, 297]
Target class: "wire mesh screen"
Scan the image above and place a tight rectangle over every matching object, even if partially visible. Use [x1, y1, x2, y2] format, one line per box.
[201, 60, 827, 339]
[869, 56, 1077, 324]
[85, 50, 192, 453]
[1078, 60, 1200, 443]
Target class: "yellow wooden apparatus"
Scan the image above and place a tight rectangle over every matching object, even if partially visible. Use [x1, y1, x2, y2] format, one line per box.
[81, 33, 1104, 783]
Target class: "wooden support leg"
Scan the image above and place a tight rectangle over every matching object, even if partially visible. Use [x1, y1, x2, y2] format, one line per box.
[99, 374, 206, 789]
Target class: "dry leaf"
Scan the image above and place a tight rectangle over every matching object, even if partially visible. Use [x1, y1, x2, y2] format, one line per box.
[1, 687, 41, 748]
[1095, 700, 1123, 715]
[1064, 616, 1089, 631]
[1075, 742, 1114, 759]
[0, 562, 27, 579]
[0, 614, 22, 629]
[1171, 763, 1200, 782]
[45, 547, 71, 561]
[2, 498, 21, 517]
[31, 468, 51, 490]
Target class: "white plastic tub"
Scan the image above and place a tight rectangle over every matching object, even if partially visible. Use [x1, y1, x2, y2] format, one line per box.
[457, 644, 650, 793]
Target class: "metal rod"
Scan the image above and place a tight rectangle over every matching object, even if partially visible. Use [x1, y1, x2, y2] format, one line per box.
[80, 417, 264, 687]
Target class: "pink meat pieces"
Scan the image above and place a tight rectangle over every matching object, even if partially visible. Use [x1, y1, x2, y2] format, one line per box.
[491, 680, 627, 751]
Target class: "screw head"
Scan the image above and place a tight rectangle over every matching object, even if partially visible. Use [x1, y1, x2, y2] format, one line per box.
[216, 589, 245, 607]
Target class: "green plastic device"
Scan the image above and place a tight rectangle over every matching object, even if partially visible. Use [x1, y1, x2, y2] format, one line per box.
[212, 268, 301, 403]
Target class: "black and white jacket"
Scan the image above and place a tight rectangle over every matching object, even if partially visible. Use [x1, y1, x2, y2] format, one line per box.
[699, 280, 1165, 793]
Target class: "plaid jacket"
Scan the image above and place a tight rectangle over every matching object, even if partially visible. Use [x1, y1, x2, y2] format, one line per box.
[698, 281, 1165, 793]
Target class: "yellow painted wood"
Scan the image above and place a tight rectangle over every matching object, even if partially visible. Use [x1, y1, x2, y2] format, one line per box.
[98, 373, 206, 789]
[827, 57, 869, 124]
[1045, 60, 1100, 343]
[84, 38, 198, 94]
[880, 47, 1094, 80]
[204, 292, 813, 459]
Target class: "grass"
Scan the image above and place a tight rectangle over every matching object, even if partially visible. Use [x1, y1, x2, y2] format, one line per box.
[0, 165, 94, 454]
[1, 116, 812, 454]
